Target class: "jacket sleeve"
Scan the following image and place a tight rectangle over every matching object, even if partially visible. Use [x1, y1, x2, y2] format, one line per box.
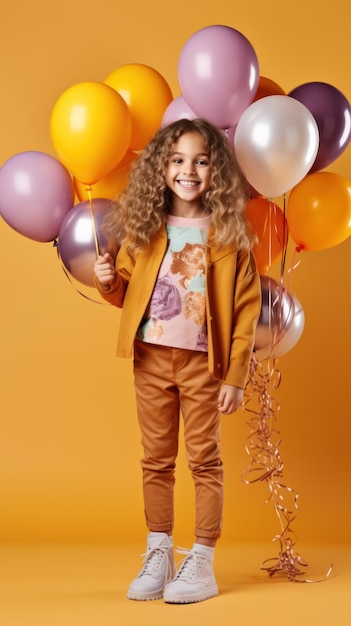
[224, 250, 261, 388]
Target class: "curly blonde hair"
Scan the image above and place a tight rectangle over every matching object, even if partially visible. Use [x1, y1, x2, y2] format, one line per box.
[105, 118, 253, 255]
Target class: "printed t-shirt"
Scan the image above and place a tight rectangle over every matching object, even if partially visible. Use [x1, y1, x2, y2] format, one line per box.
[137, 213, 211, 351]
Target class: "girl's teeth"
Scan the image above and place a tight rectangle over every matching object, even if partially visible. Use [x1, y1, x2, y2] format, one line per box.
[178, 180, 198, 187]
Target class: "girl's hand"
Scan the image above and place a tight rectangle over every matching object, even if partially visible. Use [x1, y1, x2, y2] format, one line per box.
[218, 384, 243, 415]
[94, 253, 116, 287]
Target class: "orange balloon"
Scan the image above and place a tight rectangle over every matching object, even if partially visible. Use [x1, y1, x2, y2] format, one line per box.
[287, 172, 351, 251]
[74, 151, 138, 202]
[246, 197, 288, 274]
[253, 76, 285, 101]
[50, 81, 132, 184]
[105, 64, 173, 151]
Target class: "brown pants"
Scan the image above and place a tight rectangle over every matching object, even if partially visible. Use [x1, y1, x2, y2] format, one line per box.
[133, 339, 224, 540]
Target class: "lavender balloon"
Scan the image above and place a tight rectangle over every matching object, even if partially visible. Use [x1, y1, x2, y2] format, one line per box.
[288, 82, 351, 172]
[178, 25, 259, 129]
[0, 151, 74, 242]
[161, 96, 197, 127]
[58, 198, 119, 287]
[254, 276, 295, 351]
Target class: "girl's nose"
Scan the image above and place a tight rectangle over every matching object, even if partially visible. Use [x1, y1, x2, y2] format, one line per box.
[182, 160, 195, 175]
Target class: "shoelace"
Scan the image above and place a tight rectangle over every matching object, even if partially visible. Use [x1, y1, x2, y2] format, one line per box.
[174, 547, 207, 581]
[140, 545, 173, 578]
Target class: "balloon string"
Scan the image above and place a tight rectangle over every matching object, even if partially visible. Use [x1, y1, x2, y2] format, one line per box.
[264, 197, 289, 283]
[284, 246, 302, 295]
[86, 186, 100, 258]
[267, 200, 273, 271]
[280, 193, 289, 281]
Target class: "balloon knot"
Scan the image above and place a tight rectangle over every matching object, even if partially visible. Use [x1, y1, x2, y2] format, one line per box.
[53, 239, 58, 248]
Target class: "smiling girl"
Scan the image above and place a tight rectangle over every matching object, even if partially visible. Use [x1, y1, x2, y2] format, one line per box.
[94, 118, 261, 604]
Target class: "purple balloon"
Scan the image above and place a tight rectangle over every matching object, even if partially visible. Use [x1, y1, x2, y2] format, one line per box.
[58, 198, 119, 287]
[178, 25, 259, 129]
[288, 82, 351, 172]
[161, 96, 197, 127]
[0, 151, 74, 242]
[254, 276, 295, 351]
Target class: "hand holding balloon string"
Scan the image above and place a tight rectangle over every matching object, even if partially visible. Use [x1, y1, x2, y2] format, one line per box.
[93, 253, 116, 290]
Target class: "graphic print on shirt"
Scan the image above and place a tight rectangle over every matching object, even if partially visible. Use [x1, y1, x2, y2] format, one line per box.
[137, 217, 210, 351]
[170, 243, 206, 289]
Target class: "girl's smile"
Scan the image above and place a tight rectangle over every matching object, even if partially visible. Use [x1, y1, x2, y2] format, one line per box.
[177, 180, 201, 188]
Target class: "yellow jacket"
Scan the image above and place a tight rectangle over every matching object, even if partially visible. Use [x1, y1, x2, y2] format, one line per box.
[97, 226, 261, 389]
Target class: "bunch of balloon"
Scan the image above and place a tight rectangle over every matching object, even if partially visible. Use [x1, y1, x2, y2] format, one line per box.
[237, 78, 351, 350]
[285, 82, 351, 254]
[210, 51, 320, 579]
[167, 25, 309, 356]
[234, 88, 318, 357]
[49, 65, 173, 285]
[232, 79, 328, 357]
[234, 75, 350, 581]
[244, 196, 306, 360]
[49, 79, 132, 283]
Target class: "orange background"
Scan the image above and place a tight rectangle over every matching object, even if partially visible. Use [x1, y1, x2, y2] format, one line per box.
[1, 0, 350, 548]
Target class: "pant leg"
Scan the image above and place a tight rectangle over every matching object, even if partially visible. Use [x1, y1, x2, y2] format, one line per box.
[133, 340, 224, 539]
[133, 340, 180, 533]
[173, 349, 224, 540]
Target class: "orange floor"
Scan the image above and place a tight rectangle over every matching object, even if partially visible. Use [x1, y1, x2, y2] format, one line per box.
[0, 543, 349, 626]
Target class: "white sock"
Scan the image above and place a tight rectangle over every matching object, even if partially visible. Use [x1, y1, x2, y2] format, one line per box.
[147, 532, 173, 547]
[192, 543, 215, 563]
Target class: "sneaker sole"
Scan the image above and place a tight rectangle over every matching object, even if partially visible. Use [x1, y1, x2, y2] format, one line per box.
[163, 585, 219, 604]
[127, 590, 164, 601]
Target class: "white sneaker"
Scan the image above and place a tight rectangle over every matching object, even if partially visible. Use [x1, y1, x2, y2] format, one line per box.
[127, 533, 176, 601]
[163, 545, 218, 604]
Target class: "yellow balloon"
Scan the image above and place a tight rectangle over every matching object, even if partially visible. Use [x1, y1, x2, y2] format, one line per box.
[287, 172, 351, 251]
[74, 151, 138, 202]
[50, 81, 132, 184]
[104, 64, 173, 151]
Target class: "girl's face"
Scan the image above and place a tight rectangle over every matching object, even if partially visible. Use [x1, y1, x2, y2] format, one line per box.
[165, 131, 212, 213]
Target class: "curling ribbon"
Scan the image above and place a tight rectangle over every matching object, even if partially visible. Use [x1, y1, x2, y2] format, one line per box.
[242, 355, 332, 583]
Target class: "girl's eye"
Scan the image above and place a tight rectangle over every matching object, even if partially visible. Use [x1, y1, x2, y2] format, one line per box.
[171, 158, 209, 166]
